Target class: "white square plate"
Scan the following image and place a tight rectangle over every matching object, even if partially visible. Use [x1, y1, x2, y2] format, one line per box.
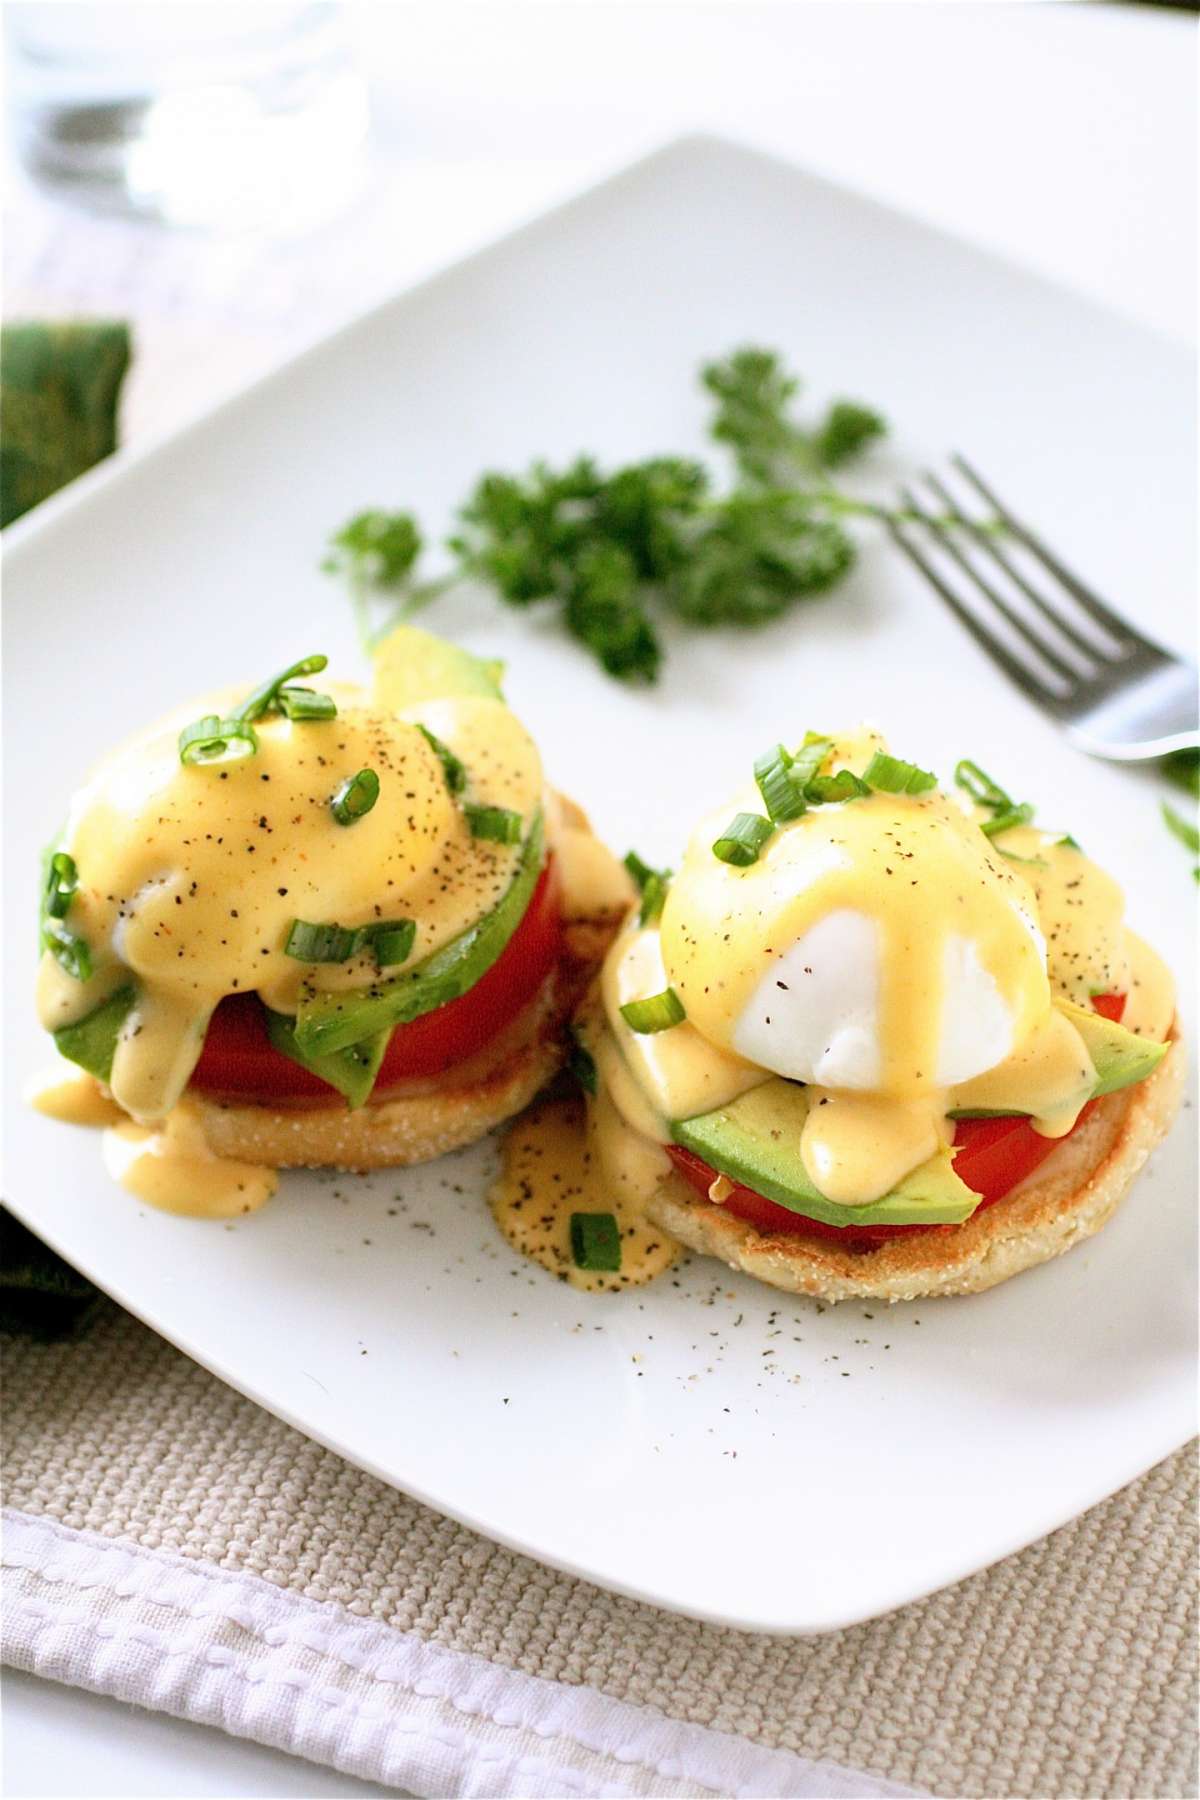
[5, 137, 1195, 1634]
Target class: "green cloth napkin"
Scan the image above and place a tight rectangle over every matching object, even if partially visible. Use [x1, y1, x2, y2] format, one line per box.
[2, 318, 131, 1334]
[0, 1211, 104, 1340]
[1, 320, 131, 528]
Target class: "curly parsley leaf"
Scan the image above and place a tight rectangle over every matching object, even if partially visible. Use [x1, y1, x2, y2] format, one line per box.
[325, 346, 890, 683]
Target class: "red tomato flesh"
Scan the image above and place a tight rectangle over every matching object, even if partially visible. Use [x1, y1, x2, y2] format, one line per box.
[189, 858, 563, 1103]
[666, 992, 1124, 1253]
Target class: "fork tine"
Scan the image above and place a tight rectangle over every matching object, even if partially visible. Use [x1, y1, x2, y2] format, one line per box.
[921, 470, 1106, 668]
[885, 514, 1069, 711]
[950, 454, 1153, 653]
[900, 486, 1081, 687]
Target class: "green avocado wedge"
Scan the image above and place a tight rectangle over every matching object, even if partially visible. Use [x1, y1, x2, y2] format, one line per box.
[672, 1079, 979, 1229]
[949, 997, 1168, 1118]
[1056, 998, 1168, 1096]
[265, 1010, 390, 1110]
[54, 986, 136, 1082]
[373, 623, 504, 709]
[293, 811, 544, 1058]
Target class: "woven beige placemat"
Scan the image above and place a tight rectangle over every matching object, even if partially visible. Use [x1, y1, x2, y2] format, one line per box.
[3, 1300, 1196, 1799]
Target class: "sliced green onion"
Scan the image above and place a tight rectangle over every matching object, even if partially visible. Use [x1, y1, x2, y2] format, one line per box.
[980, 802, 1035, 837]
[754, 744, 807, 824]
[417, 724, 467, 795]
[331, 768, 380, 825]
[179, 714, 259, 766]
[284, 919, 363, 962]
[624, 850, 671, 924]
[862, 751, 937, 795]
[235, 654, 329, 723]
[567, 1033, 598, 1095]
[1162, 801, 1200, 856]
[637, 870, 670, 926]
[1055, 833, 1083, 852]
[277, 685, 338, 721]
[465, 803, 522, 844]
[42, 916, 92, 982]
[284, 916, 415, 966]
[804, 770, 870, 804]
[712, 812, 774, 866]
[620, 987, 685, 1034]
[955, 759, 1011, 810]
[43, 851, 78, 921]
[363, 919, 416, 967]
[997, 848, 1048, 869]
[570, 1211, 621, 1272]
[792, 732, 834, 785]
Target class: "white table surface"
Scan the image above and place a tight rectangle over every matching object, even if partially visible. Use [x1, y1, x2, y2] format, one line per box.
[3, 4, 1195, 1795]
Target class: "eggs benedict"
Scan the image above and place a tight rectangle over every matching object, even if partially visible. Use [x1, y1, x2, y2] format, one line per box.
[490, 731, 1181, 1299]
[33, 626, 632, 1217]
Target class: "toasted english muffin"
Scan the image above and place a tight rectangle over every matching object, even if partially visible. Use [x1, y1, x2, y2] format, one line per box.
[645, 1028, 1185, 1303]
[194, 914, 613, 1171]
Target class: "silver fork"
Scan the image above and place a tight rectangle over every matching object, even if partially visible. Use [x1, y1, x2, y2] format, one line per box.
[887, 454, 1198, 762]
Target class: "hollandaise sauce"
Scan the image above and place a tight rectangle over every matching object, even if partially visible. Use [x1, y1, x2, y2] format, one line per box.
[489, 1092, 678, 1291]
[102, 1103, 278, 1219]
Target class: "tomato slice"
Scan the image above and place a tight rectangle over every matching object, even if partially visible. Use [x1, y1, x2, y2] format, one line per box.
[666, 992, 1125, 1253]
[189, 858, 563, 1102]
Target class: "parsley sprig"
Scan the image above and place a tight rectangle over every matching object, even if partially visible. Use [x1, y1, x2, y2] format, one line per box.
[324, 347, 902, 684]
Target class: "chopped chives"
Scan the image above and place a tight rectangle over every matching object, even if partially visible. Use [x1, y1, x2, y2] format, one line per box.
[567, 1034, 598, 1095]
[570, 1211, 621, 1272]
[39, 847, 91, 980]
[712, 811, 774, 866]
[43, 851, 78, 921]
[417, 724, 467, 795]
[954, 759, 1012, 810]
[637, 870, 669, 925]
[331, 768, 380, 825]
[277, 686, 338, 721]
[623, 849, 671, 924]
[1162, 802, 1199, 856]
[178, 714, 259, 766]
[284, 919, 363, 963]
[792, 732, 834, 786]
[620, 987, 685, 1034]
[465, 804, 522, 845]
[235, 654, 330, 724]
[754, 744, 807, 824]
[366, 919, 417, 967]
[804, 770, 870, 804]
[980, 802, 1035, 837]
[284, 916, 416, 966]
[861, 751, 937, 795]
[41, 916, 93, 982]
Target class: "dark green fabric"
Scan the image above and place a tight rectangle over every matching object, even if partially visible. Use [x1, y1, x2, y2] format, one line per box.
[2, 318, 131, 1334]
[1, 320, 131, 527]
[0, 1210, 102, 1340]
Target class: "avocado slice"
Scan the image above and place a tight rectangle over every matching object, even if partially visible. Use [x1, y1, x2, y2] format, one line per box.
[673, 1079, 978, 1229]
[373, 623, 504, 709]
[1058, 998, 1168, 1095]
[950, 997, 1168, 1118]
[293, 811, 544, 1057]
[264, 1009, 390, 1110]
[54, 986, 136, 1083]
